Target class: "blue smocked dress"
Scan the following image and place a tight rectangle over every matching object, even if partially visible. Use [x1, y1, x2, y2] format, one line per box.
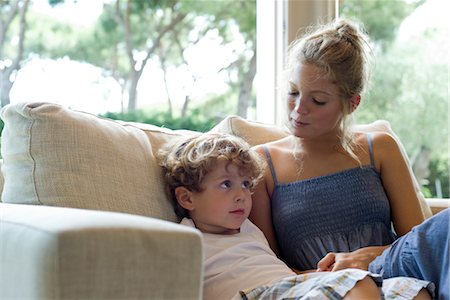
[263, 134, 397, 271]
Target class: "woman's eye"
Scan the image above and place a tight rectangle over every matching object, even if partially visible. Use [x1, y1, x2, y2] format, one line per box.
[312, 98, 326, 106]
[288, 91, 299, 97]
[220, 180, 232, 188]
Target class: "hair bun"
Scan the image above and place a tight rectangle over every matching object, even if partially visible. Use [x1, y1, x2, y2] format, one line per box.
[334, 19, 361, 45]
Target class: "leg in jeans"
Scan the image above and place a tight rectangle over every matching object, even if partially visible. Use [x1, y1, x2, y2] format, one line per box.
[369, 208, 449, 300]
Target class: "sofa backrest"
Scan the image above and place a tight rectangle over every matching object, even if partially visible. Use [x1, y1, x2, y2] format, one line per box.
[0, 102, 199, 222]
[0, 102, 432, 221]
[215, 116, 432, 218]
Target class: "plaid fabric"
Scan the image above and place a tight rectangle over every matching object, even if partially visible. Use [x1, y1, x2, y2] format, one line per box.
[236, 269, 433, 300]
[237, 269, 378, 300]
[382, 277, 434, 300]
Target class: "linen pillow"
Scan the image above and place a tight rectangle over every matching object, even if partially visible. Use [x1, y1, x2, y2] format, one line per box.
[211, 115, 288, 146]
[0, 102, 198, 221]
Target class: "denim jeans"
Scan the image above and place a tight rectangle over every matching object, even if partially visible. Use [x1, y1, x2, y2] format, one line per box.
[369, 208, 449, 300]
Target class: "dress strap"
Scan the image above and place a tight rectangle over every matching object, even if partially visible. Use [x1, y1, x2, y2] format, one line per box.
[262, 145, 279, 185]
[367, 133, 375, 167]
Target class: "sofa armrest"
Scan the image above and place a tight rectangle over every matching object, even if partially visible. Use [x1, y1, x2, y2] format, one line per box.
[426, 198, 450, 215]
[0, 203, 203, 300]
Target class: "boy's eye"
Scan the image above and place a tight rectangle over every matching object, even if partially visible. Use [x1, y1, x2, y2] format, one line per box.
[220, 180, 232, 188]
[242, 180, 252, 189]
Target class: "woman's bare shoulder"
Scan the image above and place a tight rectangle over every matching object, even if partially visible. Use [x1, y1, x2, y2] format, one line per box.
[252, 136, 293, 154]
[350, 131, 393, 167]
[353, 130, 397, 148]
[353, 131, 402, 168]
[365, 131, 399, 152]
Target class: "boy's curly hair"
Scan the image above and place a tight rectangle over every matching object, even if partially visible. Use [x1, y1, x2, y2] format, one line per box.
[158, 132, 265, 220]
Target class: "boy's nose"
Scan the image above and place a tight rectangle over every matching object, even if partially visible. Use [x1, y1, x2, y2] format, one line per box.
[234, 189, 247, 202]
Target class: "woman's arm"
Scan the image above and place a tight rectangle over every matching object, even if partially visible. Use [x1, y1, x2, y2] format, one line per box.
[317, 246, 389, 271]
[249, 146, 281, 257]
[374, 131, 425, 235]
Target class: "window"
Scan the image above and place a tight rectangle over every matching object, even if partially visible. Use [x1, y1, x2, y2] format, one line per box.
[2, 0, 447, 198]
[3, 0, 257, 131]
[256, 0, 337, 124]
[258, 0, 448, 199]
[339, 0, 449, 198]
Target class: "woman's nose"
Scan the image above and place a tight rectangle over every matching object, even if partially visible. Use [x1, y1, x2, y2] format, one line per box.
[294, 96, 308, 114]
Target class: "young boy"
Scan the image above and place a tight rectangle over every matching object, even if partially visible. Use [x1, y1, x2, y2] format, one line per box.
[159, 133, 432, 300]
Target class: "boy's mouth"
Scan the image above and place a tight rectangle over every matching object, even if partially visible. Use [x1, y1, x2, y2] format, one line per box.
[230, 209, 245, 215]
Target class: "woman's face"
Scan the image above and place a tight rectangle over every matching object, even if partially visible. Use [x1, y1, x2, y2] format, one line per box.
[287, 63, 344, 139]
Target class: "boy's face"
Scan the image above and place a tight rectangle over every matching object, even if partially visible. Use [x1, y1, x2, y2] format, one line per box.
[182, 160, 253, 235]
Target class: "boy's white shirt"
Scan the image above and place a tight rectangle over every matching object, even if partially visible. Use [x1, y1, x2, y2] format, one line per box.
[181, 218, 295, 300]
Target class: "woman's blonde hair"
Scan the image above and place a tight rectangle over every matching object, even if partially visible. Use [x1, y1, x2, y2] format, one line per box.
[284, 18, 373, 161]
[159, 133, 265, 219]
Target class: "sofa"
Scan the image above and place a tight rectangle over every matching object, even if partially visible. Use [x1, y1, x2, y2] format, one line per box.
[0, 102, 435, 299]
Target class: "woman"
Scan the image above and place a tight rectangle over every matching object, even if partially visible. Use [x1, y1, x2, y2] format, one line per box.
[250, 18, 448, 299]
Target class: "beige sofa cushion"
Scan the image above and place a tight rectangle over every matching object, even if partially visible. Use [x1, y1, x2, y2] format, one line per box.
[1, 203, 202, 299]
[211, 115, 288, 146]
[0, 102, 198, 221]
[213, 116, 432, 218]
[0, 103, 431, 221]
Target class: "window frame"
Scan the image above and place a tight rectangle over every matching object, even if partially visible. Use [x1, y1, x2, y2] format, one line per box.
[256, 0, 448, 203]
[256, 0, 337, 125]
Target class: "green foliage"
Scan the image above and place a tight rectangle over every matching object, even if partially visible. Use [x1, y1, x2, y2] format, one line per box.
[341, 0, 424, 50]
[0, 119, 3, 158]
[25, 12, 80, 58]
[10, 0, 255, 116]
[353, 24, 448, 159]
[342, 0, 449, 198]
[424, 156, 450, 198]
[177, 0, 256, 38]
[101, 108, 217, 132]
[1, 4, 24, 58]
[48, 0, 65, 5]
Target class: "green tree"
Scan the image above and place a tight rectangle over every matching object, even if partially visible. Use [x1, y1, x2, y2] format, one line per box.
[341, 0, 449, 197]
[1, 0, 84, 108]
[2, 0, 256, 122]
[64, 0, 256, 117]
[0, 0, 30, 107]
[340, 0, 423, 49]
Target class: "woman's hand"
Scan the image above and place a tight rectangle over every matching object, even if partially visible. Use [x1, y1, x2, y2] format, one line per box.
[316, 246, 389, 272]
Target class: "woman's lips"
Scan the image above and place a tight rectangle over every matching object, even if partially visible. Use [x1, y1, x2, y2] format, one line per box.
[291, 119, 309, 127]
[230, 209, 245, 215]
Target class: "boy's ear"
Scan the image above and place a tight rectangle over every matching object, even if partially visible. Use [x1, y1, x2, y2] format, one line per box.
[175, 186, 195, 211]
